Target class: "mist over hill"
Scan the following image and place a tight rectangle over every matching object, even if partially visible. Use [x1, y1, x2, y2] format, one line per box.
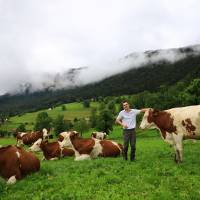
[0, 44, 200, 116]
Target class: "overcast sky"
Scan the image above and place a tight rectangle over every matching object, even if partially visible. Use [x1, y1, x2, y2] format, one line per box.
[0, 0, 200, 94]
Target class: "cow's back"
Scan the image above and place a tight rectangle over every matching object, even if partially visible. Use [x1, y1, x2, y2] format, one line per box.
[99, 140, 122, 157]
[167, 105, 200, 136]
[22, 132, 42, 145]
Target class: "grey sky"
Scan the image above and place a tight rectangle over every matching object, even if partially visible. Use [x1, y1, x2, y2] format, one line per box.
[0, 0, 200, 94]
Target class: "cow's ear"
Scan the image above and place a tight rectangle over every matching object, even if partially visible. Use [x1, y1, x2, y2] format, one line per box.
[153, 109, 160, 116]
[70, 132, 76, 139]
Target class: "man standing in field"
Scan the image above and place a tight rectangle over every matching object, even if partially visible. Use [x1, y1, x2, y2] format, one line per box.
[116, 100, 147, 161]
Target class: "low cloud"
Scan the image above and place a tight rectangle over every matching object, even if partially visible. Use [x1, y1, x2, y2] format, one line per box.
[1, 0, 200, 94]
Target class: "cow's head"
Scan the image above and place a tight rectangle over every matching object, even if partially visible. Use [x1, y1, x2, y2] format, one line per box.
[29, 138, 42, 152]
[139, 108, 159, 129]
[59, 131, 79, 148]
[42, 128, 49, 140]
[92, 131, 107, 140]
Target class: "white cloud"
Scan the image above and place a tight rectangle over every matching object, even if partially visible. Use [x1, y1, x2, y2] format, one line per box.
[0, 0, 200, 94]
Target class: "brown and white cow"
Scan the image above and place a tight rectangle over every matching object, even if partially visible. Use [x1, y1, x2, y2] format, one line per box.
[139, 105, 200, 163]
[29, 138, 74, 160]
[0, 145, 40, 184]
[59, 132, 123, 161]
[16, 128, 49, 146]
[91, 132, 107, 140]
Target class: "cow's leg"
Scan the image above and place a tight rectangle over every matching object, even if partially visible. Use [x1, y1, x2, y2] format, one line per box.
[7, 168, 22, 184]
[172, 134, 183, 163]
[49, 157, 58, 161]
[7, 176, 17, 185]
[75, 154, 91, 161]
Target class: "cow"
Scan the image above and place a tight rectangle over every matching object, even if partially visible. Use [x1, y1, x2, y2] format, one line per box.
[91, 132, 107, 140]
[59, 132, 123, 161]
[58, 131, 79, 142]
[98, 140, 123, 157]
[15, 128, 49, 146]
[139, 105, 200, 163]
[29, 138, 74, 160]
[0, 145, 40, 184]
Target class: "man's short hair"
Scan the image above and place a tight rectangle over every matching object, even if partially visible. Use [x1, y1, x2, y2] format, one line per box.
[122, 100, 129, 104]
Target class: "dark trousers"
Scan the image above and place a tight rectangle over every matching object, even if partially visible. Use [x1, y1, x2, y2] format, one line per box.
[123, 129, 136, 161]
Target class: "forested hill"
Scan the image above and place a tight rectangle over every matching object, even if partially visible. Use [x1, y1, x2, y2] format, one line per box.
[0, 49, 200, 116]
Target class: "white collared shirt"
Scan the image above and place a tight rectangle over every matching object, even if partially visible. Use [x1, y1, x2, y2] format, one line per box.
[117, 109, 141, 129]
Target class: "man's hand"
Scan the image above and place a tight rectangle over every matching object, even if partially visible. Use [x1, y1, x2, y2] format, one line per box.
[122, 124, 128, 129]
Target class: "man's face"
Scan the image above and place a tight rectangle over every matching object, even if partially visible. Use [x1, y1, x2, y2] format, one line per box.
[123, 102, 130, 110]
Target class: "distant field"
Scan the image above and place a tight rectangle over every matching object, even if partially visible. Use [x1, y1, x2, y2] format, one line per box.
[1, 128, 200, 200]
[0, 102, 99, 131]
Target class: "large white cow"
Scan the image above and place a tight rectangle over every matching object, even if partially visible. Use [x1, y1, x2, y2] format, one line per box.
[139, 105, 200, 163]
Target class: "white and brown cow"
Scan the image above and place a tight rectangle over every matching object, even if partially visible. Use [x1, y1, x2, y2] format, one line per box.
[29, 138, 74, 160]
[16, 128, 48, 146]
[0, 145, 40, 184]
[91, 132, 107, 140]
[140, 105, 200, 163]
[59, 132, 123, 161]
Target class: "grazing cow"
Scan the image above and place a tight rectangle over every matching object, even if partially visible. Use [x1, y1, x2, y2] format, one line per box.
[29, 139, 74, 160]
[59, 132, 123, 161]
[91, 132, 107, 140]
[58, 131, 79, 142]
[16, 128, 49, 146]
[0, 145, 40, 184]
[139, 105, 200, 163]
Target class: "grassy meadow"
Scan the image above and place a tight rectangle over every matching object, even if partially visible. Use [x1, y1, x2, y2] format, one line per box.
[1, 102, 200, 200]
[1, 128, 200, 200]
[0, 102, 99, 131]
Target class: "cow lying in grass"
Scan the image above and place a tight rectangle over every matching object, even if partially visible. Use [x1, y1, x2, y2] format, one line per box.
[140, 105, 200, 163]
[0, 145, 40, 184]
[15, 128, 49, 146]
[29, 138, 74, 160]
[59, 131, 123, 161]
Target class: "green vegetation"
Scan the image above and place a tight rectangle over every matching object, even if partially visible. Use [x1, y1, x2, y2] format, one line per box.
[0, 102, 99, 132]
[1, 128, 200, 200]
[0, 95, 200, 199]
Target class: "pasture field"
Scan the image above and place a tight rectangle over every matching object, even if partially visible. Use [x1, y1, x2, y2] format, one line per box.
[0, 102, 99, 131]
[1, 127, 200, 200]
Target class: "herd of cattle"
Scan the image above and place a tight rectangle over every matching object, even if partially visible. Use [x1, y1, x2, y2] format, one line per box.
[0, 105, 200, 185]
[0, 129, 122, 184]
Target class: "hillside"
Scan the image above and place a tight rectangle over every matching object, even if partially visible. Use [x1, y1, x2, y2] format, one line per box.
[0, 45, 200, 116]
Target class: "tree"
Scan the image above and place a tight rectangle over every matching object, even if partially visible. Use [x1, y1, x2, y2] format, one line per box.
[53, 115, 66, 136]
[107, 100, 116, 115]
[16, 123, 26, 132]
[83, 99, 90, 108]
[90, 108, 97, 128]
[61, 105, 66, 111]
[34, 112, 52, 131]
[73, 118, 89, 136]
[95, 109, 114, 134]
[183, 78, 200, 105]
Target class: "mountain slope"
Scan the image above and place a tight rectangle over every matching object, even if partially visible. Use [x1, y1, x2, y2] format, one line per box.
[0, 46, 200, 116]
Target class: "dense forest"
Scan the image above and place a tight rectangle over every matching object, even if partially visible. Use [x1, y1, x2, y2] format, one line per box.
[0, 52, 200, 118]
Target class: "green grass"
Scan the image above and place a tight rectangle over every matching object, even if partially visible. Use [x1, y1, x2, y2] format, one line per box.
[1, 102, 99, 131]
[1, 128, 200, 200]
